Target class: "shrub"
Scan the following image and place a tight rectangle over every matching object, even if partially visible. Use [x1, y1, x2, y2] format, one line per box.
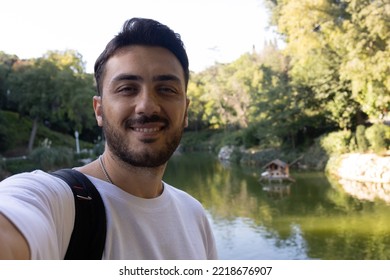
[93, 140, 105, 157]
[0, 115, 6, 152]
[355, 125, 368, 152]
[30, 146, 74, 171]
[320, 130, 352, 155]
[240, 148, 281, 166]
[2, 157, 37, 174]
[365, 123, 390, 154]
[241, 124, 259, 148]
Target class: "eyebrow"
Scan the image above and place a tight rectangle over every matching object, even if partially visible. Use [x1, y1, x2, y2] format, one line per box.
[111, 74, 182, 84]
[112, 74, 143, 83]
[152, 74, 181, 84]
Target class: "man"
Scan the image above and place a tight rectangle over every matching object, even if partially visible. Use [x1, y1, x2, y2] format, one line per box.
[0, 18, 218, 260]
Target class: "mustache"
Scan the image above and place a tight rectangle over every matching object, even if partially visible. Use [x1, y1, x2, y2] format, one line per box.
[124, 115, 169, 128]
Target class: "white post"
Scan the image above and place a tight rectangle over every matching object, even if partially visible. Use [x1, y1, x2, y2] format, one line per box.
[75, 130, 80, 154]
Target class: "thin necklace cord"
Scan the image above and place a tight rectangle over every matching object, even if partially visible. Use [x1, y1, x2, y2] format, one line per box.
[99, 155, 114, 184]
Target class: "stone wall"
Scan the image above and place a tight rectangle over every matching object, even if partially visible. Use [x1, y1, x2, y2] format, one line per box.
[336, 153, 390, 183]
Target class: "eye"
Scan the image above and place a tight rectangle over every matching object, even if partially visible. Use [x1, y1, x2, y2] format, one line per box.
[117, 84, 139, 95]
[158, 86, 177, 95]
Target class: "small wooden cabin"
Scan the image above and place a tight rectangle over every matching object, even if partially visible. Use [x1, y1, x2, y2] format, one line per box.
[261, 159, 293, 181]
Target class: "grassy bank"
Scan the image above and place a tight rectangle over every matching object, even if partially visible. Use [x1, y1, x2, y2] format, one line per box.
[0, 110, 93, 156]
[0, 110, 96, 178]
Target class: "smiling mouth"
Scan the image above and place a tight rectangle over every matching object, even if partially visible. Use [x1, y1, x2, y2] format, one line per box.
[132, 127, 161, 133]
[125, 115, 169, 134]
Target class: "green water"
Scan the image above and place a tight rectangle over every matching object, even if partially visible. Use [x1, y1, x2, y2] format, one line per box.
[163, 152, 390, 260]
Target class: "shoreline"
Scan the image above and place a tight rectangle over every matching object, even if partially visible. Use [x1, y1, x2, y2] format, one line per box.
[328, 152, 390, 184]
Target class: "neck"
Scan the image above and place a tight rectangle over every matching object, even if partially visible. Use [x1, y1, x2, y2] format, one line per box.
[101, 151, 166, 199]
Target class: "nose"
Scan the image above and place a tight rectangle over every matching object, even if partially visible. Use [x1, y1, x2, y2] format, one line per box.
[134, 89, 161, 116]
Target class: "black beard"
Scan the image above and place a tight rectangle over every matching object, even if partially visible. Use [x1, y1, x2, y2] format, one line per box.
[102, 114, 184, 168]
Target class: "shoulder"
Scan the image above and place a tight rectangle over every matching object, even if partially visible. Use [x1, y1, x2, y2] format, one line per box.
[2, 169, 67, 185]
[0, 170, 75, 226]
[0, 170, 76, 259]
[0, 170, 75, 214]
[164, 183, 206, 213]
[0, 170, 73, 198]
[165, 183, 199, 200]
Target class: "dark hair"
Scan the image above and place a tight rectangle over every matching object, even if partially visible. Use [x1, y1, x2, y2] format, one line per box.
[94, 18, 189, 95]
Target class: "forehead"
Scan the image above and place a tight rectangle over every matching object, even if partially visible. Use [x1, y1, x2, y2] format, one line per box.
[103, 45, 185, 85]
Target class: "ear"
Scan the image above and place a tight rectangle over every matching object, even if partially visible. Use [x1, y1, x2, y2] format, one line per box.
[93, 96, 103, 127]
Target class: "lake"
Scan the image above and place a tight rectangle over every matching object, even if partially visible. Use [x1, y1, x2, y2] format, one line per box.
[163, 152, 390, 260]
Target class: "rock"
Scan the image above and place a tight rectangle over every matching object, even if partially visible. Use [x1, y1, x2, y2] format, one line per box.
[337, 153, 390, 183]
[218, 146, 235, 161]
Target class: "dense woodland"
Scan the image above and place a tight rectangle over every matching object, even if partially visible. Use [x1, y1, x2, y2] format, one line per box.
[0, 0, 389, 164]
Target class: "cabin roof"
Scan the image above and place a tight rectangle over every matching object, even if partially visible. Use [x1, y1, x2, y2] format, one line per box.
[263, 159, 288, 169]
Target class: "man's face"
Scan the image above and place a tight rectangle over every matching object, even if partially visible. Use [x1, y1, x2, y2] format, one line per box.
[94, 45, 189, 168]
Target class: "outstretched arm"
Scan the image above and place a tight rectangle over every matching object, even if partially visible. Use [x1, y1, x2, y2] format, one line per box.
[0, 213, 30, 259]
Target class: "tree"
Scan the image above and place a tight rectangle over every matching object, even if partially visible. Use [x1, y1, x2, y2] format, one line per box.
[355, 125, 368, 152]
[0, 52, 18, 110]
[7, 50, 96, 153]
[8, 58, 61, 153]
[337, 0, 390, 119]
[44, 49, 86, 74]
[266, 0, 389, 124]
[186, 72, 210, 131]
[198, 52, 273, 130]
[45, 50, 96, 138]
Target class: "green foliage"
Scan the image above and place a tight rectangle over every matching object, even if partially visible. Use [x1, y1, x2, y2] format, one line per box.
[0, 111, 32, 153]
[302, 137, 329, 170]
[0, 52, 18, 110]
[92, 139, 105, 157]
[240, 148, 282, 167]
[186, 38, 341, 153]
[187, 43, 291, 131]
[30, 146, 74, 171]
[0, 155, 5, 179]
[186, 73, 208, 130]
[264, 0, 389, 130]
[2, 4, 388, 164]
[0, 113, 6, 150]
[355, 125, 369, 152]
[241, 124, 260, 148]
[365, 123, 390, 154]
[348, 134, 358, 152]
[2, 50, 96, 152]
[320, 130, 352, 155]
[180, 130, 219, 152]
[8, 58, 59, 120]
[0, 110, 93, 156]
[2, 158, 37, 175]
[337, 0, 390, 118]
[2, 145, 76, 176]
[218, 130, 244, 149]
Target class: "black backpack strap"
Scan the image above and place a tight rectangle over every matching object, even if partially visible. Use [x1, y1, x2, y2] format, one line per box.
[51, 169, 106, 260]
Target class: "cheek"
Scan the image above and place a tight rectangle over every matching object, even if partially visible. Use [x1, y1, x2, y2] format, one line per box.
[102, 104, 131, 128]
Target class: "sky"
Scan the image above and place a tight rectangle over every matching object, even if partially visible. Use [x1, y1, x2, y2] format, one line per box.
[0, 0, 278, 73]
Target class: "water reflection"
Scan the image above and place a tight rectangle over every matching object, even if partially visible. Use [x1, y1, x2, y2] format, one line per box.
[261, 183, 291, 200]
[163, 153, 390, 260]
[212, 217, 309, 259]
[338, 179, 390, 204]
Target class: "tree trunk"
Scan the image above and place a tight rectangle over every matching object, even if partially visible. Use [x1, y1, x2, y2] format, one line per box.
[28, 117, 38, 154]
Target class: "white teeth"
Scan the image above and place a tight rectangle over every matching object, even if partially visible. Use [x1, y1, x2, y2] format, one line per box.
[133, 127, 160, 133]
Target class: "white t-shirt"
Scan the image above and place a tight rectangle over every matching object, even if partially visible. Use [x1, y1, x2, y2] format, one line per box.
[0, 170, 217, 260]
